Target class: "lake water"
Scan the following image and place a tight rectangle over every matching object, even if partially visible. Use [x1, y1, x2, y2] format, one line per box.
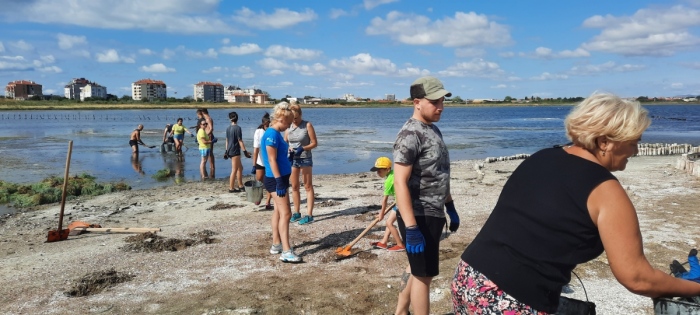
[0, 105, 698, 193]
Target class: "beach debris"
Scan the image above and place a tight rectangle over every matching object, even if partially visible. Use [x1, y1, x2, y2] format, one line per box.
[206, 202, 243, 211]
[121, 231, 219, 252]
[64, 268, 135, 297]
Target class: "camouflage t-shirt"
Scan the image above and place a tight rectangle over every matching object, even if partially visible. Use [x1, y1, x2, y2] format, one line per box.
[393, 118, 450, 218]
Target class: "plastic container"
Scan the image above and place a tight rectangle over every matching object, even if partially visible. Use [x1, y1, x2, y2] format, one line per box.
[244, 180, 264, 204]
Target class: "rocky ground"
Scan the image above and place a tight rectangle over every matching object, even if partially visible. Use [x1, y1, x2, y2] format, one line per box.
[0, 155, 698, 315]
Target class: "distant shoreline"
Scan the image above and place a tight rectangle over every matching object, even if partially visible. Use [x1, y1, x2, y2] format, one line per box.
[0, 101, 697, 111]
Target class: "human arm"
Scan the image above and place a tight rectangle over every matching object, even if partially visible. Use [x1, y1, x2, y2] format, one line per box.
[394, 162, 425, 253]
[593, 180, 700, 297]
[301, 121, 318, 153]
[377, 195, 390, 220]
[162, 128, 168, 142]
[237, 129, 250, 158]
[445, 194, 459, 232]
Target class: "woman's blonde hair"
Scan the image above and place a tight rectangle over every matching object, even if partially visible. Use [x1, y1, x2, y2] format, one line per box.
[289, 103, 302, 117]
[270, 101, 294, 122]
[565, 92, 651, 150]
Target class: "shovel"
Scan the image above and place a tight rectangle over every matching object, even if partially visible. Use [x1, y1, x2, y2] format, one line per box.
[335, 202, 395, 258]
[47, 141, 73, 243]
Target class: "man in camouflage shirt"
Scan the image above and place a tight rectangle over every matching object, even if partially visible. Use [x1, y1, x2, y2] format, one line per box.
[392, 76, 460, 315]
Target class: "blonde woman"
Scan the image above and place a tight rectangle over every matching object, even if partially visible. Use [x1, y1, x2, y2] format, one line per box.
[285, 104, 318, 225]
[452, 93, 700, 314]
[261, 102, 301, 263]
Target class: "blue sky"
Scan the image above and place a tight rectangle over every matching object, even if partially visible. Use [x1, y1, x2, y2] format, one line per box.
[2, 0, 700, 100]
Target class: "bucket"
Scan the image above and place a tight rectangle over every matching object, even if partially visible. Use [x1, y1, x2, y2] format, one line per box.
[244, 180, 264, 205]
[654, 297, 700, 314]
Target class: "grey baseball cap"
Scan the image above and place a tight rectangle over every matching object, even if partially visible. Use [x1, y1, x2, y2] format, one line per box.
[410, 76, 452, 100]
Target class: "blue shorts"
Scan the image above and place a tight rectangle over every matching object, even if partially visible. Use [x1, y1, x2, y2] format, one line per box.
[173, 134, 184, 141]
[292, 157, 313, 168]
[199, 148, 211, 157]
[264, 174, 290, 193]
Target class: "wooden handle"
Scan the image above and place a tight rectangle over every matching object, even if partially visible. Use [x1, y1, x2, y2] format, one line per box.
[71, 227, 161, 233]
[345, 202, 396, 249]
[57, 141, 73, 232]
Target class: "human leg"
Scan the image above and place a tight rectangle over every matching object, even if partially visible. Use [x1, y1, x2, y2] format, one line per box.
[228, 156, 241, 192]
[200, 156, 207, 179]
[208, 145, 215, 178]
[290, 166, 301, 213]
[386, 211, 403, 247]
[395, 265, 412, 315]
[301, 165, 314, 216]
[234, 156, 243, 189]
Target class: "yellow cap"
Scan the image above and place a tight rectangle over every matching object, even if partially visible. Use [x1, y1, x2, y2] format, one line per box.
[370, 157, 392, 171]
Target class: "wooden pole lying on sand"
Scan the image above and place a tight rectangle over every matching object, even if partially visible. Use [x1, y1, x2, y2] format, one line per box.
[70, 227, 161, 234]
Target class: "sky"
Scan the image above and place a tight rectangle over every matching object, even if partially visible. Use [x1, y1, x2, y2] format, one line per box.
[2, 0, 700, 101]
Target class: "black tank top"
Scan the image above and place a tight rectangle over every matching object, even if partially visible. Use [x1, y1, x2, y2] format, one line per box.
[462, 147, 616, 313]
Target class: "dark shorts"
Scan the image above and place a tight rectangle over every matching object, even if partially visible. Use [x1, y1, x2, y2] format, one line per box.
[254, 164, 265, 170]
[397, 213, 446, 277]
[292, 157, 313, 168]
[129, 140, 138, 147]
[263, 174, 290, 193]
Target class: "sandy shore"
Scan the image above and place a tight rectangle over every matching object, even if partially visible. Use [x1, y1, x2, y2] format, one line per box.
[0, 154, 698, 314]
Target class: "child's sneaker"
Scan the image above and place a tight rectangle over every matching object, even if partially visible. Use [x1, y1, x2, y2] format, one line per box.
[387, 245, 406, 252]
[270, 243, 283, 254]
[371, 242, 387, 249]
[298, 215, 314, 225]
[290, 212, 302, 222]
[279, 250, 302, 263]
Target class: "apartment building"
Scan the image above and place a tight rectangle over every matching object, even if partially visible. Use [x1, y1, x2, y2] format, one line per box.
[64, 78, 107, 101]
[224, 85, 268, 104]
[5, 80, 42, 100]
[194, 81, 224, 102]
[132, 79, 166, 101]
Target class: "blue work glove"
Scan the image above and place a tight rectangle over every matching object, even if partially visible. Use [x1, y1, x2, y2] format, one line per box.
[294, 146, 304, 156]
[275, 177, 287, 197]
[445, 200, 460, 232]
[405, 225, 425, 254]
[251, 166, 257, 175]
[190, 133, 194, 137]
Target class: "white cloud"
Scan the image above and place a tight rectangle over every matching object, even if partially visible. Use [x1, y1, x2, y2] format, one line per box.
[9, 40, 33, 51]
[527, 47, 590, 59]
[268, 69, 284, 76]
[139, 49, 155, 55]
[581, 5, 700, 56]
[330, 53, 396, 75]
[258, 57, 289, 70]
[39, 55, 55, 64]
[202, 66, 226, 73]
[232, 7, 317, 29]
[0, 42, 4, 52]
[219, 43, 262, 55]
[330, 9, 349, 19]
[568, 61, 646, 76]
[162, 48, 176, 60]
[0, 55, 32, 71]
[0, 0, 246, 35]
[367, 11, 512, 47]
[264, 45, 322, 60]
[455, 48, 485, 58]
[530, 72, 569, 81]
[37, 65, 62, 73]
[96, 49, 135, 63]
[241, 73, 255, 79]
[279, 81, 294, 86]
[491, 84, 509, 89]
[44, 89, 56, 94]
[57, 33, 87, 49]
[186, 48, 218, 58]
[364, 0, 399, 10]
[437, 59, 505, 78]
[139, 63, 175, 73]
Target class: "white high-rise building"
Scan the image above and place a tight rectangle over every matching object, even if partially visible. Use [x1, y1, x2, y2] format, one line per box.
[132, 79, 166, 101]
[194, 82, 224, 102]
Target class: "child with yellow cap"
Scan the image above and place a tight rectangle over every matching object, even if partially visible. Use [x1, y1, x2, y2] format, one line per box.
[370, 156, 405, 252]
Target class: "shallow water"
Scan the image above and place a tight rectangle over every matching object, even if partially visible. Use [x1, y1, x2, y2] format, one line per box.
[0, 105, 698, 215]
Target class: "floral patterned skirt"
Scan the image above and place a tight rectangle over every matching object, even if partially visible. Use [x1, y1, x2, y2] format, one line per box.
[451, 260, 550, 315]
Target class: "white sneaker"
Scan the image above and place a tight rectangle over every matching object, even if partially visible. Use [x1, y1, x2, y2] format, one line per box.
[270, 243, 282, 254]
[279, 250, 302, 263]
